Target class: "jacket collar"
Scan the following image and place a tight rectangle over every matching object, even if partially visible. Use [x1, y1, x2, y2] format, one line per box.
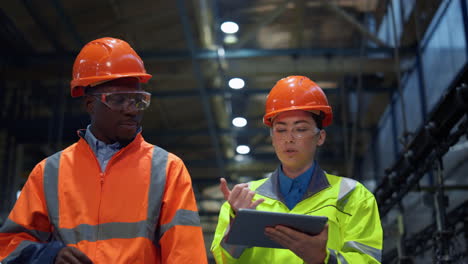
[256, 163, 330, 203]
[76, 128, 144, 153]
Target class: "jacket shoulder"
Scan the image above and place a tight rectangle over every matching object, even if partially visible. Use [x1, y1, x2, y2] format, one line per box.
[247, 178, 269, 190]
[325, 173, 375, 201]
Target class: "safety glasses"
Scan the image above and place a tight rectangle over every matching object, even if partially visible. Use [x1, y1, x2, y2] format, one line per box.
[272, 126, 320, 140]
[91, 91, 151, 111]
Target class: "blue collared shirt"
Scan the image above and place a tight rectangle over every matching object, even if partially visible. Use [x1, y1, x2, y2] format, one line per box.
[279, 161, 316, 210]
[84, 125, 122, 172]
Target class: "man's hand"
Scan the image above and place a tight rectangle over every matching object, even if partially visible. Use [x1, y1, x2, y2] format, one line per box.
[219, 178, 264, 213]
[265, 224, 329, 264]
[55, 246, 93, 264]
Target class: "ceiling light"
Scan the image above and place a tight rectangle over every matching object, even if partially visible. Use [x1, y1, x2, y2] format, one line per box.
[221, 21, 239, 34]
[232, 117, 247, 127]
[229, 78, 245, 89]
[236, 145, 250, 155]
[223, 34, 238, 44]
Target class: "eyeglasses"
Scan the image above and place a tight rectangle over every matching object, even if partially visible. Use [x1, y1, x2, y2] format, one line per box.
[90, 91, 151, 111]
[272, 126, 320, 139]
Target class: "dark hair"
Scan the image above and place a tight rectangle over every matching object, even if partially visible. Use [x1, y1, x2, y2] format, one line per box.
[83, 86, 93, 95]
[311, 112, 324, 130]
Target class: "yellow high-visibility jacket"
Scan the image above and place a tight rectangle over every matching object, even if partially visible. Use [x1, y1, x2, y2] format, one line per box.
[211, 165, 383, 263]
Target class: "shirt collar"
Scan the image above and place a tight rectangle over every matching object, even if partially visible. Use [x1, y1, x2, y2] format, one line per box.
[256, 162, 329, 202]
[278, 161, 316, 196]
[84, 125, 122, 154]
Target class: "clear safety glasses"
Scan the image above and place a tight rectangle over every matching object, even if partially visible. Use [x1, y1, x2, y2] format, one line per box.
[91, 91, 151, 111]
[272, 126, 320, 140]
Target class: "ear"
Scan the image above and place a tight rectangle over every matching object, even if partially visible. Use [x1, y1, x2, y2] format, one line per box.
[317, 129, 326, 146]
[84, 96, 96, 115]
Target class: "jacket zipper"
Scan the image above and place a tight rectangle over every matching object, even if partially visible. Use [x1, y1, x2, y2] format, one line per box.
[79, 136, 136, 261]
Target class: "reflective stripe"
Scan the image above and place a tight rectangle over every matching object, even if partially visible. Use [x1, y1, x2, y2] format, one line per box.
[338, 178, 357, 201]
[41, 146, 169, 245]
[2, 240, 38, 263]
[329, 249, 338, 264]
[59, 221, 149, 243]
[338, 253, 348, 264]
[158, 209, 200, 240]
[219, 217, 249, 258]
[329, 248, 349, 264]
[220, 240, 249, 258]
[148, 146, 168, 242]
[43, 151, 62, 237]
[343, 241, 382, 261]
[0, 218, 51, 242]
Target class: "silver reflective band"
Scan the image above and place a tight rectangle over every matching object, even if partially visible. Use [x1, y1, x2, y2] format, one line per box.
[329, 249, 349, 264]
[343, 241, 382, 261]
[0, 218, 51, 242]
[328, 249, 338, 264]
[148, 146, 168, 242]
[42, 146, 170, 245]
[60, 221, 149, 244]
[44, 151, 62, 233]
[338, 178, 357, 201]
[219, 218, 249, 258]
[158, 209, 201, 240]
[2, 240, 39, 263]
[220, 240, 249, 259]
[338, 253, 349, 264]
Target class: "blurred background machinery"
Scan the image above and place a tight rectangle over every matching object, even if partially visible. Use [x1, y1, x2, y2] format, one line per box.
[0, 0, 467, 263]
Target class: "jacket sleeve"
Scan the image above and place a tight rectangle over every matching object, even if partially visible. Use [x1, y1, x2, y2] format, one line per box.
[157, 154, 207, 264]
[210, 201, 250, 264]
[0, 161, 65, 263]
[325, 193, 383, 263]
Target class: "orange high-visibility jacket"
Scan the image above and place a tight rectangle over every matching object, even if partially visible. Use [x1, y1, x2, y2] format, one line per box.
[0, 132, 207, 263]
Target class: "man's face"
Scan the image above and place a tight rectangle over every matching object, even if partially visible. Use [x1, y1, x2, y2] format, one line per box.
[85, 77, 145, 145]
[271, 110, 326, 171]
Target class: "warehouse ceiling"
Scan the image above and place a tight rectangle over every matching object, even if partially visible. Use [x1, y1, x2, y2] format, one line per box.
[0, 0, 441, 218]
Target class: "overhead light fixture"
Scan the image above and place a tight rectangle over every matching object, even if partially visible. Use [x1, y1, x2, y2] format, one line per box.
[223, 34, 238, 44]
[221, 21, 239, 34]
[236, 145, 250, 155]
[229, 78, 245, 89]
[232, 117, 247, 127]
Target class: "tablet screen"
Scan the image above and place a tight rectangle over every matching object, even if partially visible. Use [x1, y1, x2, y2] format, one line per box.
[226, 209, 328, 248]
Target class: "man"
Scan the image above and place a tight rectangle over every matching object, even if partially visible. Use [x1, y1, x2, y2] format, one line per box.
[211, 76, 382, 263]
[0, 37, 207, 264]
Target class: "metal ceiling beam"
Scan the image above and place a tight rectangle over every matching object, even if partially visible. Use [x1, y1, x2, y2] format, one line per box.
[0, 56, 399, 81]
[233, 0, 290, 48]
[319, 0, 390, 48]
[8, 118, 372, 143]
[21, 0, 65, 51]
[0, 8, 34, 53]
[4, 47, 397, 64]
[176, 0, 227, 179]
[50, 0, 84, 47]
[195, 0, 216, 50]
[151, 86, 391, 98]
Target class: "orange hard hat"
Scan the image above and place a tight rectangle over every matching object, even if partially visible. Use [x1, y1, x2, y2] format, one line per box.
[263, 76, 333, 127]
[70, 37, 152, 97]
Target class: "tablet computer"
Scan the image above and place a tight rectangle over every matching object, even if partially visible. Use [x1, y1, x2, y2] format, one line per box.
[225, 209, 328, 249]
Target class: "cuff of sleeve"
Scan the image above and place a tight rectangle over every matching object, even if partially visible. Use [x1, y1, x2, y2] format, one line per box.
[31, 241, 65, 264]
[326, 248, 339, 264]
[229, 208, 236, 219]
